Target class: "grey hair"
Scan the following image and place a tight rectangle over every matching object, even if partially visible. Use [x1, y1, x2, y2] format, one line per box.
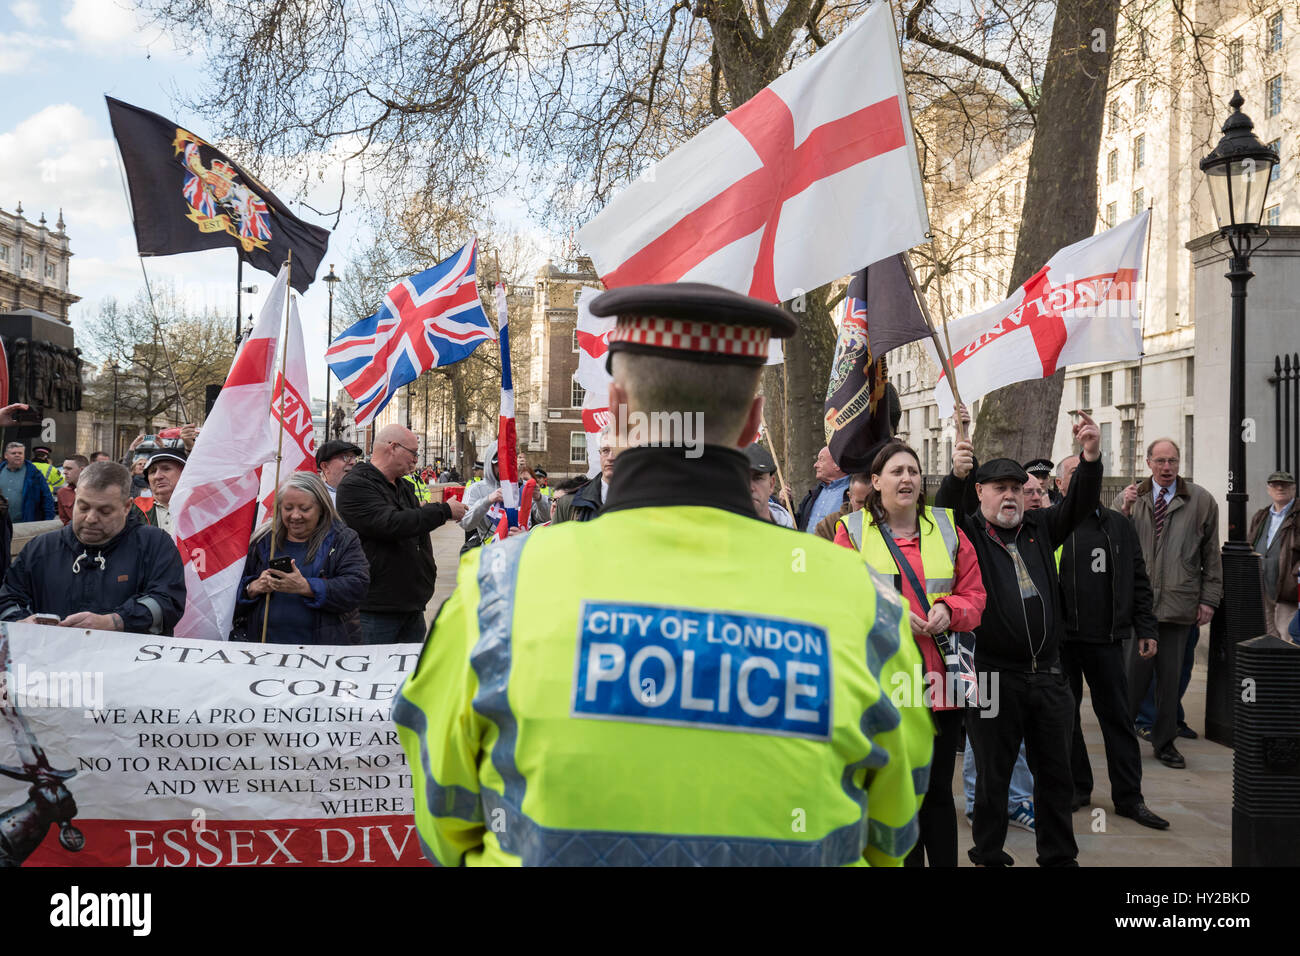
[1146, 437, 1180, 459]
[5, 441, 23, 453]
[251, 471, 339, 562]
[610, 351, 761, 446]
[1056, 453, 1080, 475]
[78, 461, 133, 501]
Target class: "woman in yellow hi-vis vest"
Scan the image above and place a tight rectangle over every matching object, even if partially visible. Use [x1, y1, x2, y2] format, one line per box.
[835, 440, 986, 867]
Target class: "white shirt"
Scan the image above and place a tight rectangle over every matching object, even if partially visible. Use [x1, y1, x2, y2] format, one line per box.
[1265, 497, 1294, 549]
[600, 478, 609, 505]
[1151, 482, 1174, 508]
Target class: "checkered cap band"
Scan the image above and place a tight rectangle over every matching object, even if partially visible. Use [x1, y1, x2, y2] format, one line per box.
[609, 315, 771, 359]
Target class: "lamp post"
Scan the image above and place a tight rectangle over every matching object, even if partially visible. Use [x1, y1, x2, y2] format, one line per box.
[1199, 91, 1279, 746]
[110, 362, 119, 459]
[323, 264, 341, 440]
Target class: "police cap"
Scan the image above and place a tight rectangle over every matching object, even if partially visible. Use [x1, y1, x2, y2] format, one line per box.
[1022, 458, 1054, 477]
[590, 282, 797, 370]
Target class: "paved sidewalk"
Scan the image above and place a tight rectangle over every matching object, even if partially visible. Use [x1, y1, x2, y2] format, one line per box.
[425, 522, 1232, 867]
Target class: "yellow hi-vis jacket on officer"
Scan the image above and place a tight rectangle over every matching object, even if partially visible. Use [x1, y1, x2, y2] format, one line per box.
[33, 460, 65, 493]
[395, 444, 934, 867]
[403, 472, 432, 503]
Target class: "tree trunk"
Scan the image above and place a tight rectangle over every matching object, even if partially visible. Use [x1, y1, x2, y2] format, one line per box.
[973, 0, 1119, 461]
[780, 288, 838, 502]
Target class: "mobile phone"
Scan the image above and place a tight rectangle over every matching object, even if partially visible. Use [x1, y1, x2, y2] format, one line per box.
[12, 408, 41, 425]
[33, 614, 61, 625]
[269, 556, 294, 574]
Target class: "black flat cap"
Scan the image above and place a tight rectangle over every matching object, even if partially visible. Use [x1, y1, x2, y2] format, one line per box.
[744, 444, 778, 475]
[1022, 458, 1054, 476]
[976, 458, 1028, 484]
[590, 282, 796, 368]
[315, 439, 363, 467]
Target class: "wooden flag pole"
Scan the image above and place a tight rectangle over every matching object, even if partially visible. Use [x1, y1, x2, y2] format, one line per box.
[1131, 203, 1155, 483]
[902, 250, 968, 442]
[760, 408, 792, 514]
[260, 251, 294, 644]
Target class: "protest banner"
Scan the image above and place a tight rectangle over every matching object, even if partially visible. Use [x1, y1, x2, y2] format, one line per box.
[0, 623, 426, 867]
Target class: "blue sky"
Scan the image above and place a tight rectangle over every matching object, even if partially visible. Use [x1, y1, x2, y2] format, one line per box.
[0, 0, 533, 405]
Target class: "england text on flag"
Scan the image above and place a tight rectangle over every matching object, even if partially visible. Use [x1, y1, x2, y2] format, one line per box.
[257, 296, 316, 522]
[326, 241, 493, 426]
[929, 211, 1150, 419]
[576, 4, 928, 304]
[574, 286, 615, 478]
[169, 266, 298, 641]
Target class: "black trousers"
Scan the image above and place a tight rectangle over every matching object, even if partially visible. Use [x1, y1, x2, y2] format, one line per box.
[1061, 641, 1144, 809]
[966, 669, 1078, 867]
[1127, 621, 1188, 751]
[905, 707, 963, 867]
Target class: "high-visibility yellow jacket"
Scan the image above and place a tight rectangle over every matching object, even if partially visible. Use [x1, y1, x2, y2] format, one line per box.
[838, 506, 960, 607]
[403, 472, 432, 503]
[33, 460, 65, 492]
[395, 501, 933, 867]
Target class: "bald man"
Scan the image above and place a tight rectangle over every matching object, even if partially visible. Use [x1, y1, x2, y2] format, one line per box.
[336, 424, 467, 644]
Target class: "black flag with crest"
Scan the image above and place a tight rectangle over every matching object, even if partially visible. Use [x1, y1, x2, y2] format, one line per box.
[824, 254, 930, 472]
[106, 96, 329, 292]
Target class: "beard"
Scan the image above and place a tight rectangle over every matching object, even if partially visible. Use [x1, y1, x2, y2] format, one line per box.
[987, 505, 1022, 528]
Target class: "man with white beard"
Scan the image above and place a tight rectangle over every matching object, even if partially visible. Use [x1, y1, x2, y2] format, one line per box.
[935, 412, 1102, 867]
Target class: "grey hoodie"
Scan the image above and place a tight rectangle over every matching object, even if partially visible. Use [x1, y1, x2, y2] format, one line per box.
[460, 441, 548, 536]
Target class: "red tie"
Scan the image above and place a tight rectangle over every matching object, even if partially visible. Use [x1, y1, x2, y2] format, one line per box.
[1153, 487, 1168, 544]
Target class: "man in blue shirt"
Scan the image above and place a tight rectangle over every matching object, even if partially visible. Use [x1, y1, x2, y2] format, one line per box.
[797, 445, 849, 533]
[0, 441, 55, 522]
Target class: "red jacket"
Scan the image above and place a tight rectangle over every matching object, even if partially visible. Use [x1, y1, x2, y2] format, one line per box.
[835, 516, 986, 710]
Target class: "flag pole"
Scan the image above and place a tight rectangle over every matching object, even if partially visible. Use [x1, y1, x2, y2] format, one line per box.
[1131, 204, 1155, 484]
[902, 250, 968, 442]
[760, 408, 791, 514]
[260, 251, 294, 644]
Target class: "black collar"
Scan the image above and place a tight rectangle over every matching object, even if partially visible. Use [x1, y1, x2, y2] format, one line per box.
[602, 445, 755, 518]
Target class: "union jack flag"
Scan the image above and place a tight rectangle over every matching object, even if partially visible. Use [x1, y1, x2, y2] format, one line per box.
[326, 240, 494, 426]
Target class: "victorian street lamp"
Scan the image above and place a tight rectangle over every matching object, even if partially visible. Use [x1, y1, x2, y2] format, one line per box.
[110, 362, 119, 459]
[1198, 91, 1278, 747]
[323, 264, 341, 440]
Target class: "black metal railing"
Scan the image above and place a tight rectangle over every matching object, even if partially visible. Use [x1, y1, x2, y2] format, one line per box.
[1270, 352, 1300, 476]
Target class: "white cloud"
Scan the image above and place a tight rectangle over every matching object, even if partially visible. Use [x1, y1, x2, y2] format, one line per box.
[0, 31, 73, 74]
[61, 0, 178, 59]
[10, 1, 44, 27]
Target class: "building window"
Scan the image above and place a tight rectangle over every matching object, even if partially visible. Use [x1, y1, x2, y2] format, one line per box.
[0, 243, 8, 262]
[1133, 134, 1145, 171]
[1014, 182, 1022, 210]
[571, 327, 580, 352]
[996, 192, 1005, 217]
[529, 420, 541, 444]
[956, 288, 964, 311]
[1269, 12, 1283, 53]
[1101, 371, 1114, 406]
[1106, 201, 1118, 228]
[1127, 367, 1139, 402]
[44, 261, 56, 280]
[1265, 205, 1281, 226]
[1267, 75, 1283, 117]
[569, 431, 587, 464]
[1229, 37, 1243, 75]
[983, 276, 990, 300]
[1107, 149, 1119, 184]
[969, 283, 976, 306]
[22, 252, 33, 271]
[1121, 420, 1136, 476]
[1100, 421, 1113, 471]
[998, 270, 1006, 294]
[1079, 376, 1091, 409]
[945, 439, 953, 473]
[571, 379, 586, 407]
[1270, 139, 1282, 181]
[1132, 188, 1144, 216]
[1186, 357, 1194, 397]
[1108, 101, 1119, 133]
[1184, 414, 1194, 479]
[1135, 82, 1147, 111]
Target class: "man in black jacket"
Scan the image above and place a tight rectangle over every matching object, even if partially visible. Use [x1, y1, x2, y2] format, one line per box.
[1056, 455, 1169, 831]
[336, 424, 466, 643]
[935, 411, 1101, 867]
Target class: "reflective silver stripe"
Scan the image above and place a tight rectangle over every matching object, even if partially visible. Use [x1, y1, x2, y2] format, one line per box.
[864, 567, 904, 678]
[869, 814, 920, 859]
[930, 507, 960, 561]
[137, 596, 163, 634]
[925, 577, 954, 594]
[469, 534, 530, 846]
[842, 510, 864, 550]
[392, 693, 485, 829]
[912, 764, 931, 797]
[480, 789, 863, 866]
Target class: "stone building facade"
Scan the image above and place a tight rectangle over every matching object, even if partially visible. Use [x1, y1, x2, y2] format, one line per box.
[0, 204, 80, 322]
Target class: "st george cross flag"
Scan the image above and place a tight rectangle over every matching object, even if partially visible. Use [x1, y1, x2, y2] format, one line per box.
[574, 286, 615, 478]
[495, 281, 520, 528]
[169, 266, 303, 641]
[576, 4, 928, 303]
[825, 255, 929, 471]
[106, 97, 330, 293]
[326, 241, 494, 426]
[929, 211, 1150, 418]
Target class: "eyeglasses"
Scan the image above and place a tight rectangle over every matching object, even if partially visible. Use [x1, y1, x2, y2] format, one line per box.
[1024, 488, 1045, 498]
[1149, 458, 1179, 467]
[598, 446, 614, 457]
[390, 441, 419, 457]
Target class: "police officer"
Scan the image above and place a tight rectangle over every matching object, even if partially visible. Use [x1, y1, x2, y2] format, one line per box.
[395, 283, 934, 867]
[31, 446, 66, 494]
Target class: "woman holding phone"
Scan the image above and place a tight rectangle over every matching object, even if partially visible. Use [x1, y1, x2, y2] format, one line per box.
[232, 472, 369, 644]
